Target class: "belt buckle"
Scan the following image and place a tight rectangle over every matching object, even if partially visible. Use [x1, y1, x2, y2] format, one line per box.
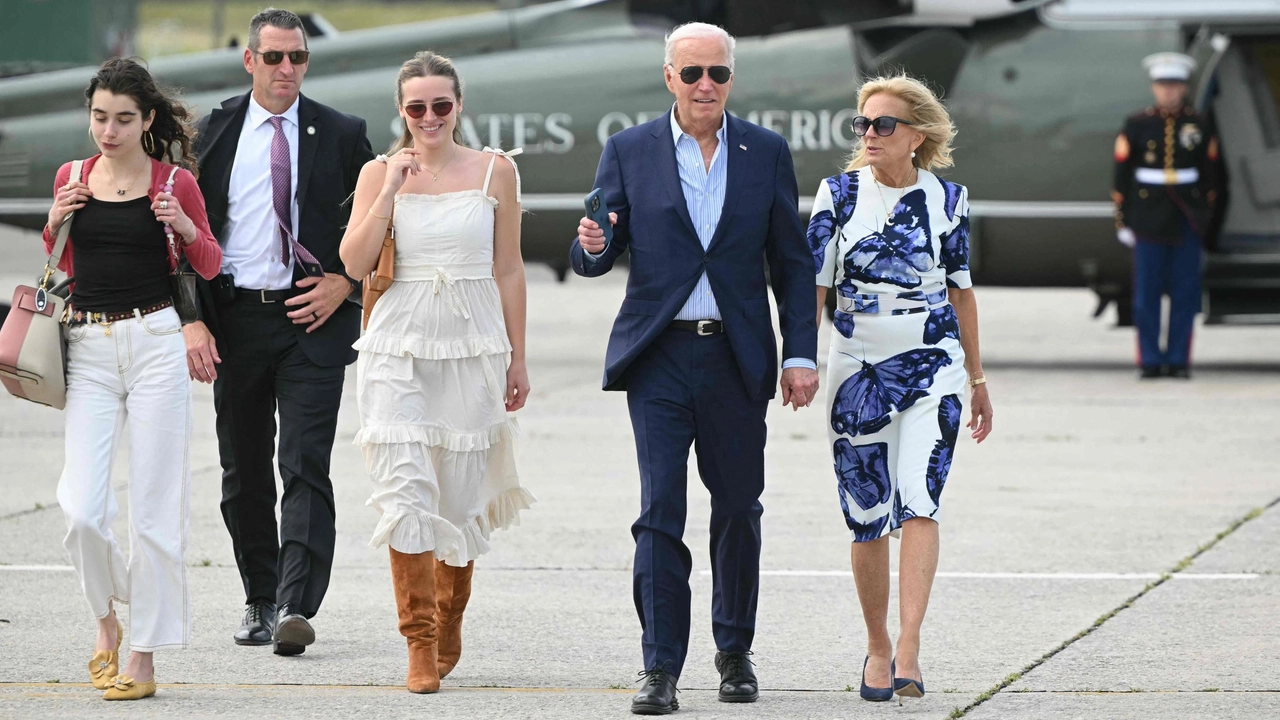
[259, 289, 275, 304]
[696, 320, 714, 336]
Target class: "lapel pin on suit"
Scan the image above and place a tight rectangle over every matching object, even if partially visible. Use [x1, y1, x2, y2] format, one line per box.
[739, 144, 747, 151]
[307, 126, 316, 135]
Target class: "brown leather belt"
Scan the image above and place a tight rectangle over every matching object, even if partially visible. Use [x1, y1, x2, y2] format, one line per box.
[64, 299, 174, 326]
[670, 319, 724, 336]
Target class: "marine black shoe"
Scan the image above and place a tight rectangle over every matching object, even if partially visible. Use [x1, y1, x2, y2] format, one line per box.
[273, 604, 315, 656]
[1139, 365, 1165, 379]
[233, 601, 276, 646]
[1167, 366, 1191, 379]
[715, 651, 759, 703]
[631, 668, 679, 715]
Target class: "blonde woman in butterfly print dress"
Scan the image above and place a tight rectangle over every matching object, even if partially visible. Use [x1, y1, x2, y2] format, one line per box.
[339, 51, 534, 695]
[808, 75, 994, 704]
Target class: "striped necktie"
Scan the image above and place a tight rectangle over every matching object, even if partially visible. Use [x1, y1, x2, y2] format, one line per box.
[268, 115, 322, 275]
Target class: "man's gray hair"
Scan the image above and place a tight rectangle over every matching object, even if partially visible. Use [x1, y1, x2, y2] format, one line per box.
[664, 22, 735, 70]
[249, 8, 307, 51]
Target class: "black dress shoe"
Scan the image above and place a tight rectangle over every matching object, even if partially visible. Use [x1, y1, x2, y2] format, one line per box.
[715, 651, 759, 703]
[1139, 365, 1166, 379]
[631, 668, 679, 715]
[1167, 366, 1191, 379]
[233, 601, 276, 646]
[273, 604, 315, 656]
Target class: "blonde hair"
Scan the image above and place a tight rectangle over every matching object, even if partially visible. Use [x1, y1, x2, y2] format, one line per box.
[844, 74, 956, 173]
[388, 51, 463, 155]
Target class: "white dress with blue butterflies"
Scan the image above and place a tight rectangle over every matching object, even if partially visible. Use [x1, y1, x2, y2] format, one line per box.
[809, 166, 971, 542]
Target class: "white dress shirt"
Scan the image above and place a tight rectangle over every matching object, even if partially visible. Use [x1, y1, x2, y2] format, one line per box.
[221, 95, 301, 290]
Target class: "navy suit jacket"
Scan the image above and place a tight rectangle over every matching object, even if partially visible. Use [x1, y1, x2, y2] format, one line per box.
[569, 111, 816, 402]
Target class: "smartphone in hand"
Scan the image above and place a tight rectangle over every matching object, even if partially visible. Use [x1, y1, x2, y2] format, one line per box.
[584, 188, 614, 244]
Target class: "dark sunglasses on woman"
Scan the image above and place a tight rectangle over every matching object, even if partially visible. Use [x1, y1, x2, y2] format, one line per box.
[404, 101, 455, 119]
[852, 115, 915, 138]
[253, 50, 310, 65]
[672, 64, 733, 85]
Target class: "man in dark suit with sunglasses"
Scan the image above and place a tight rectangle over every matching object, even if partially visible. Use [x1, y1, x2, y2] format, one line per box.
[570, 21, 819, 715]
[182, 7, 373, 656]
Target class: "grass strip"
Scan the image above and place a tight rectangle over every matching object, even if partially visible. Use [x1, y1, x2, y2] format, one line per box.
[948, 496, 1279, 719]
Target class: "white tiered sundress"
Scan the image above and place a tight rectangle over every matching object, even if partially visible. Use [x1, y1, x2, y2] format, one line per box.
[355, 147, 534, 567]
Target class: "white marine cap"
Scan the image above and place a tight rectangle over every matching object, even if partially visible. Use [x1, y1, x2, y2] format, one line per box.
[1142, 52, 1196, 82]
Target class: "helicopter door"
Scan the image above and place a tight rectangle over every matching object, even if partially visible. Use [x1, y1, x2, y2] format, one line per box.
[1196, 31, 1280, 323]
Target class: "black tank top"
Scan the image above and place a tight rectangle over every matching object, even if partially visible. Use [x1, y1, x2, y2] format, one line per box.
[68, 195, 171, 314]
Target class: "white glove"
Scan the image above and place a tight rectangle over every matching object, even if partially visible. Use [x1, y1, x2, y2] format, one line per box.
[1116, 227, 1136, 248]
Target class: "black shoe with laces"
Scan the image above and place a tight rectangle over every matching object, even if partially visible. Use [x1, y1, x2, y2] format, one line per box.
[631, 668, 679, 715]
[273, 604, 315, 656]
[715, 651, 759, 703]
[233, 601, 276, 646]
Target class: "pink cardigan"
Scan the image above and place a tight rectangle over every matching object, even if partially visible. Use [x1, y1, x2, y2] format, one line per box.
[42, 154, 222, 280]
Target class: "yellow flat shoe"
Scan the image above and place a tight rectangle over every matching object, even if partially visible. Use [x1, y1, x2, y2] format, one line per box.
[103, 675, 156, 701]
[89, 620, 124, 690]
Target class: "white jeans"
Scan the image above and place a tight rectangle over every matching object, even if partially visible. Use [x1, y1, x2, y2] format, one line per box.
[57, 307, 192, 651]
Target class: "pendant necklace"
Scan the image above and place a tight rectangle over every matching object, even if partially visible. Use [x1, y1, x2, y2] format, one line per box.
[103, 157, 149, 196]
[870, 167, 915, 226]
[423, 146, 458, 182]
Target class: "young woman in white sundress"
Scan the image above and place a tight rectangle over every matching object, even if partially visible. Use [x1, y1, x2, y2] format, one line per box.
[339, 51, 534, 695]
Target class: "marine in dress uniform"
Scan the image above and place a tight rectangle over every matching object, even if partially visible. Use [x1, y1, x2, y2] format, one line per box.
[1112, 52, 1222, 379]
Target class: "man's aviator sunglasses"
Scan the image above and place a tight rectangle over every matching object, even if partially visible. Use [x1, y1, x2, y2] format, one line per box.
[253, 49, 310, 65]
[852, 115, 915, 138]
[403, 101, 455, 119]
[670, 64, 733, 85]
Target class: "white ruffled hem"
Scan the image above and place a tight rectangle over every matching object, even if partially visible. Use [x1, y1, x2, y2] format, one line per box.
[368, 486, 537, 566]
[353, 332, 510, 360]
[354, 419, 516, 453]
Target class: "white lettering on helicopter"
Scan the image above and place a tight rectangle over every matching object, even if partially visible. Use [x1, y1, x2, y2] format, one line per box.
[393, 109, 858, 154]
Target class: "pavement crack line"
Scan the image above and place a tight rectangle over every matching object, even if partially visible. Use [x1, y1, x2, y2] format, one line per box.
[949, 495, 1280, 720]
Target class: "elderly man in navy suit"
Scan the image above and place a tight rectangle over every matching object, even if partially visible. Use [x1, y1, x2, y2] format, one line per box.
[570, 22, 819, 715]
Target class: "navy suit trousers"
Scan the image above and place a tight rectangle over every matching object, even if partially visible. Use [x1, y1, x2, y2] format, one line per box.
[626, 328, 768, 678]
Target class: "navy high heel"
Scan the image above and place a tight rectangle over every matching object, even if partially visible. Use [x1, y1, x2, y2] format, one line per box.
[893, 658, 925, 699]
[859, 656, 894, 702]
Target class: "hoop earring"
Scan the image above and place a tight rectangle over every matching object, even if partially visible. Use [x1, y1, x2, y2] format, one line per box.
[142, 130, 156, 155]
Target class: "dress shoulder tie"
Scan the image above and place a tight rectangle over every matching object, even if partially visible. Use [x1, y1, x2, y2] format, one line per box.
[481, 146, 523, 203]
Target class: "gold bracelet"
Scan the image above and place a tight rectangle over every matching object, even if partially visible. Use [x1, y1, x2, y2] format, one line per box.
[968, 376, 987, 388]
[368, 208, 391, 220]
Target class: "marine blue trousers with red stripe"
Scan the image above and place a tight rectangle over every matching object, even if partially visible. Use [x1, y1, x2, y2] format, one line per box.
[1133, 220, 1202, 369]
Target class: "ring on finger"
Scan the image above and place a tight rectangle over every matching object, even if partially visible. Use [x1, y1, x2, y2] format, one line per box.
[160, 200, 168, 210]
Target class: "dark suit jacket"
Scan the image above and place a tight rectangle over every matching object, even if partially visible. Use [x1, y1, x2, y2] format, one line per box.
[192, 92, 374, 367]
[569, 111, 816, 402]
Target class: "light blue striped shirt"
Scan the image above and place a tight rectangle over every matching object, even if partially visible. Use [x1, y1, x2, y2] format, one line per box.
[586, 107, 814, 371]
[671, 108, 726, 323]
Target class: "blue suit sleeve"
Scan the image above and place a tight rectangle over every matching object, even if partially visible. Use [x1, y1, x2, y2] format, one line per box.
[765, 141, 818, 367]
[570, 136, 630, 277]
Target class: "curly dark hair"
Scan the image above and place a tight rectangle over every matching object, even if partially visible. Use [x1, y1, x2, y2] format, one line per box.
[84, 58, 199, 177]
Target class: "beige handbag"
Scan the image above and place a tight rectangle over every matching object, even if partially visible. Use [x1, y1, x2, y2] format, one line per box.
[0, 159, 82, 409]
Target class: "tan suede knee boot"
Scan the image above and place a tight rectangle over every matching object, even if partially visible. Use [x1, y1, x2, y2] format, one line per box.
[389, 548, 440, 694]
[436, 560, 474, 679]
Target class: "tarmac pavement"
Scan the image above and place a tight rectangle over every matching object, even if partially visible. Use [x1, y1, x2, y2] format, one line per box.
[1, 224, 1278, 719]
